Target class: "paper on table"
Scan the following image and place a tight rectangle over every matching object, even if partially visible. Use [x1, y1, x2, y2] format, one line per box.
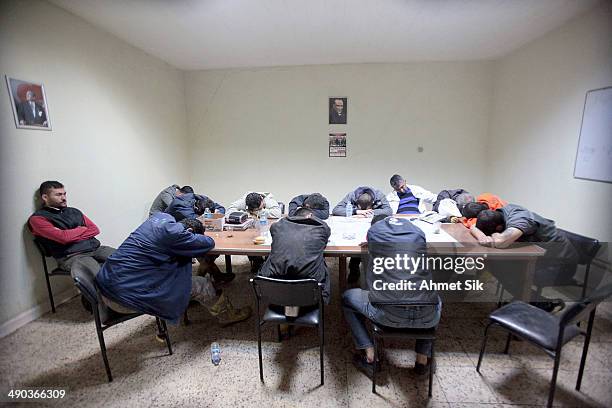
[325, 216, 371, 246]
[409, 220, 459, 244]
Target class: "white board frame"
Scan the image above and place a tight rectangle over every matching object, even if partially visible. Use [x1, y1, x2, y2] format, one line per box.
[573, 86, 612, 184]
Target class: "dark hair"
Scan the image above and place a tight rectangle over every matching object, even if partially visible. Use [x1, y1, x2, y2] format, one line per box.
[179, 218, 204, 234]
[245, 193, 263, 211]
[295, 207, 313, 217]
[389, 174, 404, 189]
[476, 210, 505, 236]
[303, 193, 327, 210]
[39, 180, 64, 197]
[179, 186, 194, 194]
[194, 197, 214, 216]
[371, 214, 387, 226]
[356, 192, 374, 210]
[461, 202, 489, 218]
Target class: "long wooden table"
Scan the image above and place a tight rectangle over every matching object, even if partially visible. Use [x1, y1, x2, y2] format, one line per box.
[207, 221, 546, 300]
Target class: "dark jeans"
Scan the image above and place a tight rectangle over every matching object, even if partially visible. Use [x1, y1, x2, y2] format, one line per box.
[57, 245, 115, 280]
[342, 288, 440, 356]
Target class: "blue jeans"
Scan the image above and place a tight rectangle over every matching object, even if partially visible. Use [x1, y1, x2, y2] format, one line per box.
[342, 288, 441, 356]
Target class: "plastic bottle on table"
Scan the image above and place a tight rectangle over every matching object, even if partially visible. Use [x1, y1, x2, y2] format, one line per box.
[204, 208, 212, 219]
[345, 203, 353, 218]
[211, 342, 221, 365]
[258, 211, 269, 235]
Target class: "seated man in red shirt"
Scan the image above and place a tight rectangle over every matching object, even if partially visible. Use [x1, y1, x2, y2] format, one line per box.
[28, 181, 115, 288]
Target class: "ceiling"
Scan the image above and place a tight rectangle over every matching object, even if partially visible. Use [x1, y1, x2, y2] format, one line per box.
[49, 0, 599, 70]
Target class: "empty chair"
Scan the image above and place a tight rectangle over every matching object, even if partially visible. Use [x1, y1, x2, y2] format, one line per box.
[250, 276, 325, 386]
[72, 268, 173, 382]
[477, 283, 612, 408]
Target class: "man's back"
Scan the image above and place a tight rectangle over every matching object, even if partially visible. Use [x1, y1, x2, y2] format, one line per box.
[97, 213, 214, 321]
[259, 216, 331, 301]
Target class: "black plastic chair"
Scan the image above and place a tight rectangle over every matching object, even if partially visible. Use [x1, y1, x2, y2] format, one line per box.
[72, 268, 173, 382]
[496, 229, 601, 307]
[477, 283, 612, 408]
[33, 239, 71, 313]
[250, 276, 325, 385]
[370, 302, 438, 397]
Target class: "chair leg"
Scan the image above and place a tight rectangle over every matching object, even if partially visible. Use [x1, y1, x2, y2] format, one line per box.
[94, 314, 112, 382]
[277, 324, 282, 343]
[372, 334, 377, 394]
[225, 254, 232, 274]
[160, 319, 172, 355]
[42, 258, 56, 313]
[547, 351, 562, 408]
[319, 316, 325, 386]
[258, 321, 264, 382]
[476, 323, 492, 373]
[428, 339, 435, 398]
[504, 332, 512, 354]
[576, 310, 596, 391]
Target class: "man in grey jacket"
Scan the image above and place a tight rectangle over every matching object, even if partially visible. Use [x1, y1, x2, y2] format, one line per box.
[149, 185, 194, 216]
[332, 186, 392, 283]
[227, 192, 282, 219]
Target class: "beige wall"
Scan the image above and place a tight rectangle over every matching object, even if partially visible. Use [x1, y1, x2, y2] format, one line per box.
[185, 62, 494, 208]
[0, 0, 189, 326]
[486, 2, 612, 241]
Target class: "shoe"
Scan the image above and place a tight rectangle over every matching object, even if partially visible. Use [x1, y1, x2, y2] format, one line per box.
[531, 298, 565, 313]
[208, 293, 252, 327]
[250, 257, 264, 274]
[414, 358, 436, 376]
[352, 353, 379, 379]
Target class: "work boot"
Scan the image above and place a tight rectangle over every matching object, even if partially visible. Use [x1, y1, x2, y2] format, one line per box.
[199, 262, 236, 284]
[208, 293, 252, 327]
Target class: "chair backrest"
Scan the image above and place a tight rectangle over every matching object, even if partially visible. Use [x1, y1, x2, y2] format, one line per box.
[72, 268, 99, 307]
[251, 276, 321, 307]
[558, 228, 601, 265]
[33, 238, 53, 258]
[560, 282, 612, 326]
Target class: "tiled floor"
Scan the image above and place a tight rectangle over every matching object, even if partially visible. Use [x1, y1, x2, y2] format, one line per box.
[0, 257, 610, 407]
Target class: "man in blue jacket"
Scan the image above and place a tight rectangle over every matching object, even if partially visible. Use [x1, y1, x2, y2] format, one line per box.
[165, 193, 234, 284]
[96, 213, 250, 325]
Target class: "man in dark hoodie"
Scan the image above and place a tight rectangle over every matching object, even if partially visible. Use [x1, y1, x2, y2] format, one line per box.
[332, 186, 392, 283]
[287, 193, 330, 220]
[343, 215, 440, 378]
[258, 207, 332, 303]
[165, 193, 234, 284]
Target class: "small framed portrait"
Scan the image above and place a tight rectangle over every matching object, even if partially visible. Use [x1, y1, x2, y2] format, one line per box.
[329, 132, 347, 157]
[329, 97, 347, 124]
[5, 76, 52, 130]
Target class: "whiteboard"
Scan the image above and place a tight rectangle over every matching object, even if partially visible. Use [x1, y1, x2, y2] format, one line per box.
[574, 87, 612, 183]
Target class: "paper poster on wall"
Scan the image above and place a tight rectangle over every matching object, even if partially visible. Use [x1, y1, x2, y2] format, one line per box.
[574, 86, 612, 183]
[5, 76, 52, 131]
[329, 133, 346, 157]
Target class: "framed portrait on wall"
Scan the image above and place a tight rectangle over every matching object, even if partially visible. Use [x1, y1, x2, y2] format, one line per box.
[329, 97, 347, 124]
[5, 76, 52, 130]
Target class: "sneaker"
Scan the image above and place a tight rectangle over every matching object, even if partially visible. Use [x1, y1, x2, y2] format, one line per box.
[414, 358, 436, 376]
[352, 354, 379, 379]
[208, 293, 252, 327]
[531, 299, 565, 313]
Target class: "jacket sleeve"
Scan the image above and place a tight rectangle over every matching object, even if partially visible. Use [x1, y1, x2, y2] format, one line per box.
[29, 215, 89, 245]
[408, 184, 437, 213]
[160, 190, 176, 209]
[81, 214, 101, 239]
[287, 195, 306, 217]
[167, 230, 216, 258]
[263, 195, 282, 218]
[226, 196, 247, 214]
[373, 191, 393, 216]
[213, 202, 226, 214]
[386, 191, 399, 214]
[332, 192, 354, 216]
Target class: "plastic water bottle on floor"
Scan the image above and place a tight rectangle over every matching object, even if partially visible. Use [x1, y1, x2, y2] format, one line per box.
[211, 342, 221, 366]
[345, 203, 353, 218]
